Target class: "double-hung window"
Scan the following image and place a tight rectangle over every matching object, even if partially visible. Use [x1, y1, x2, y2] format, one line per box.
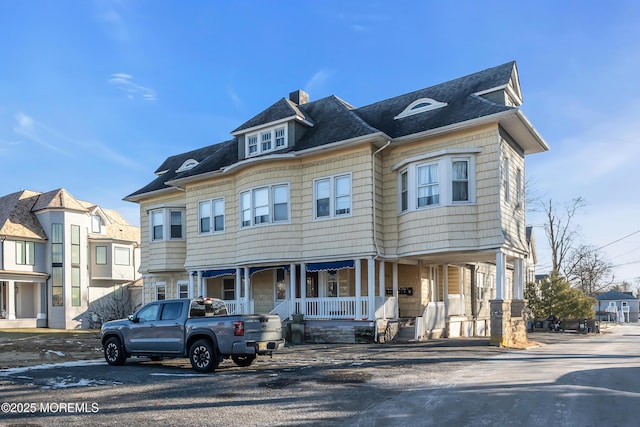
[396, 152, 476, 212]
[417, 163, 439, 207]
[245, 126, 287, 156]
[16, 241, 35, 265]
[199, 198, 225, 234]
[149, 208, 185, 241]
[151, 211, 163, 241]
[452, 159, 469, 202]
[240, 183, 290, 228]
[314, 173, 352, 219]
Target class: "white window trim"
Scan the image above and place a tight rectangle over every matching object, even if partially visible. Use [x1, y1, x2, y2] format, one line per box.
[198, 197, 225, 235]
[176, 158, 199, 173]
[398, 155, 476, 214]
[178, 281, 189, 299]
[394, 97, 448, 120]
[245, 125, 288, 157]
[114, 246, 131, 266]
[239, 183, 291, 228]
[149, 208, 186, 242]
[313, 173, 353, 220]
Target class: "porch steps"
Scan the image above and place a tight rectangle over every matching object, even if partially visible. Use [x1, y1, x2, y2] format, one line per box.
[392, 318, 416, 343]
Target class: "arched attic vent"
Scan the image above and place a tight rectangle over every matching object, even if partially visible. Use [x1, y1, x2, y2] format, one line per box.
[394, 97, 447, 120]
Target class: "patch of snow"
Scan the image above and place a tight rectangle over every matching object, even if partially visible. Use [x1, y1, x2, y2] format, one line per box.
[45, 349, 65, 357]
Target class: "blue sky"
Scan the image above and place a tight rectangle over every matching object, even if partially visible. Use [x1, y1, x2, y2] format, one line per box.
[1, 1, 639, 283]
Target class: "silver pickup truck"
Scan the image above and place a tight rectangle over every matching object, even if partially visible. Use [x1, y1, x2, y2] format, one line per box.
[100, 298, 285, 372]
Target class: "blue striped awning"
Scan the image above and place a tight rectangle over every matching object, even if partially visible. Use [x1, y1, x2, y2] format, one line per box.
[250, 265, 289, 276]
[306, 260, 354, 272]
[201, 269, 236, 278]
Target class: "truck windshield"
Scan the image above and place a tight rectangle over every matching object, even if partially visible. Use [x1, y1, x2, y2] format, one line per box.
[189, 299, 227, 317]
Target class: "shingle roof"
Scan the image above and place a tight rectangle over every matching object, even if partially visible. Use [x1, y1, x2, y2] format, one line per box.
[0, 190, 47, 239]
[354, 62, 516, 138]
[232, 98, 312, 133]
[596, 290, 638, 301]
[0, 188, 138, 242]
[129, 61, 535, 199]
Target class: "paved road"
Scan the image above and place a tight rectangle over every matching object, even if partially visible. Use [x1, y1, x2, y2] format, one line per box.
[356, 324, 640, 426]
[0, 325, 637, 426]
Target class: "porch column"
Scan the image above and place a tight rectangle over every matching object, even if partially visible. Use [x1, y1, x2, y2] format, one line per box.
[7, 280, 16, 320]
[392, 262, 399, 318]
[367, 258, 375, 320]
[495, 251, 506, 300]
[355, 259, 362, 319]
[188, 272, 194, 298]
[443, 265, 449, 320]
[299, 262, 306, 316]
[514, 258, 524, 300]
[197, 271, 203, 297]
[235, 268, 241, 303]
[378, 261, 385, 300]
[243, 267, 250, 314]
[289, 263, 296, 318]
[37, 282, 47, 327]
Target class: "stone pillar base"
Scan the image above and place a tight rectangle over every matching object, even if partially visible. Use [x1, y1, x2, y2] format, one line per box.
[490, 299, 529, 347]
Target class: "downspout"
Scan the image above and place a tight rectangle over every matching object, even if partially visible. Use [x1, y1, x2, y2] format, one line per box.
[372, 141, 391, 258]
[372, 141, 390, 340]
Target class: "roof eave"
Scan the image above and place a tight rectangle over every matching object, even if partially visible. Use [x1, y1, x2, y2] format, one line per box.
[123, 186, 182, 203]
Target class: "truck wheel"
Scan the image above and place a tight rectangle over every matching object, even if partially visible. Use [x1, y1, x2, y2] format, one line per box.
[231, 354, 256, 367]
[189, 339, 218, 373]
[104, 337, 126, 366]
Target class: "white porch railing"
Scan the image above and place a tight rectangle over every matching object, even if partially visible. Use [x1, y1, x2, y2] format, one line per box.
[224, 299, 254, 315]
[293, 297, 370, 320]
[269, 300, 292, 321]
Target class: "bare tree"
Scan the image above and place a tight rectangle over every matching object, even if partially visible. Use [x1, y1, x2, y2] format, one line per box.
[540, 197, 586, 275]
[565, 244, 614, 297]
[87, 286, 136, 328]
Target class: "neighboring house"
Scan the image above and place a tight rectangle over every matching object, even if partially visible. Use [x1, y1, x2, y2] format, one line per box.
[525, 227, 537, 285]
[595, 290, 639, 323]
[0, 188, 141, 329]
[126, 61, 548, 344]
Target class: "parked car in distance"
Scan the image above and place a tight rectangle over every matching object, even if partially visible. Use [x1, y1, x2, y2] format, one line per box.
[100, 298, 285, 372]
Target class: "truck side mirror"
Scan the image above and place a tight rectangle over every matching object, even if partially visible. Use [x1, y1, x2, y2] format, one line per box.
[128, 315, 138, 323]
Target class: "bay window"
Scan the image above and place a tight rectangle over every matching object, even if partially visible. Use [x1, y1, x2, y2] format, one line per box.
[397, 153, 475, 212]
[240, 183, 290, 227]
[149, 208, 185, 241]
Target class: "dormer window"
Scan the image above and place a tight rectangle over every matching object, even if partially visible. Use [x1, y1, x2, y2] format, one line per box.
[394, 97, 447, 120]
[246, 125, 288, 156]
[91, 214, 103, 233]
[176, 158, 199, 173]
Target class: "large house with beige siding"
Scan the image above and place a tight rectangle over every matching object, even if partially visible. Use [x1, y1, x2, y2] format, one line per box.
[126, 61, 548, 344]
[0, 188, 141, 329]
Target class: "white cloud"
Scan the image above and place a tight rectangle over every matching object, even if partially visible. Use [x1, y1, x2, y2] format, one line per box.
[12, 112, 140, 168]
[108, 73, 156, 101]
[227, 84, 243, 110]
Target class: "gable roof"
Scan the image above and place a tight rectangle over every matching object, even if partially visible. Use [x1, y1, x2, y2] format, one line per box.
[128, 61, 548, 201]
[0, 190, 47, 239]
[231, 98, 313, 134]
[596, 290, 638, 301]
[0, 188, 138, 242]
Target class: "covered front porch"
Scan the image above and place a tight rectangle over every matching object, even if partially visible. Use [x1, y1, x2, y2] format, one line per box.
[0, 272, 48, 328]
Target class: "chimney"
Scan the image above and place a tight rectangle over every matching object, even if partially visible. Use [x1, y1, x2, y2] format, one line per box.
[289, 90, 309, 105]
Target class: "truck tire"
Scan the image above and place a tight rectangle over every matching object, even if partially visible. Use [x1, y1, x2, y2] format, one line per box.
[189, 339, 218, 373]
[104, 337, 126, 366]
[231, 354, 256, 367]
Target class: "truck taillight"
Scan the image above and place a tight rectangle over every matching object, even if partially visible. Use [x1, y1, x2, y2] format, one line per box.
[233, 321, 244, 336]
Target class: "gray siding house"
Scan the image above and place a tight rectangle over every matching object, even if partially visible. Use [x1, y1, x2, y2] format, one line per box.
[0, 188, 141, 329]
[126, 61, 549, 345]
